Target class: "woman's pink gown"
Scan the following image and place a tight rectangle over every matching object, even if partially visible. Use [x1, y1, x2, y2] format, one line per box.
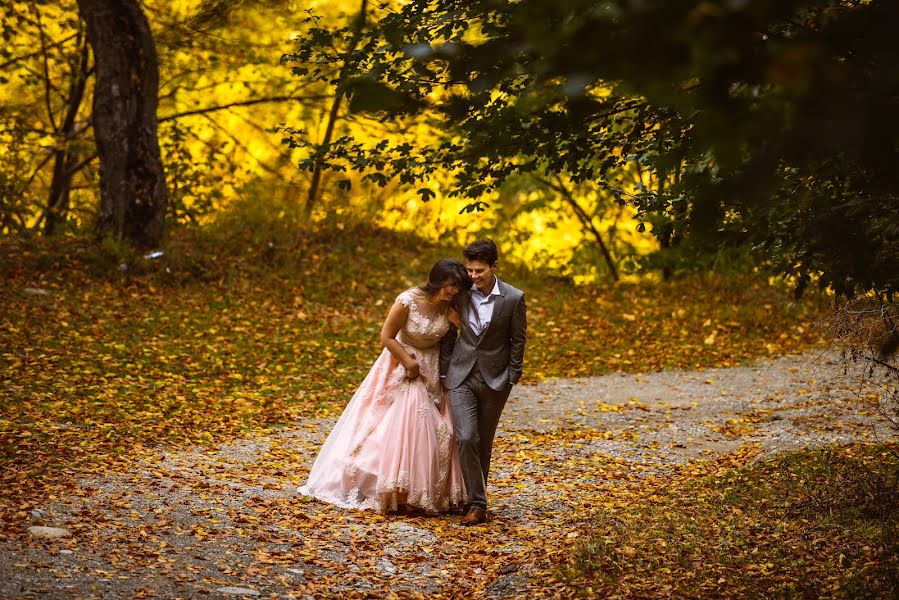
[299, 289, 466, 514]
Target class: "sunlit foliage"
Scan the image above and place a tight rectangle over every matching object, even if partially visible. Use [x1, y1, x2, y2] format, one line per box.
[284, 0, 899, 294]
[1, 0, 659, 281]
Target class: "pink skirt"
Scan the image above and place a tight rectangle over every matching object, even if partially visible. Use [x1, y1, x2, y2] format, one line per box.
[300, 348, 466, 514]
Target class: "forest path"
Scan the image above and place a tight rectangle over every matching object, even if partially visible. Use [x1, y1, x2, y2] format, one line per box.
[2, 351, 892, 599]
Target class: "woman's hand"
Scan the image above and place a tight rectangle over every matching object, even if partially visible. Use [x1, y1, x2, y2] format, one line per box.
[404, 356, 420, 379]
[448, 306, 461, 329]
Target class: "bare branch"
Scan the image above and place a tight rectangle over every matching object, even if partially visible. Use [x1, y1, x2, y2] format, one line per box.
[158, 94, 329, 123]
[24, 152, 57, 187]
[66, 152, 98, 177]
[0, 32, 79, 71]
[29, 2, 59, 133]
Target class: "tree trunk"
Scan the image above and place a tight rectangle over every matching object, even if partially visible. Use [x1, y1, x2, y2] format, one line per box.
[76, 0, 167, 248]
[538, 175, 620, 282]
[304, 0, 368, 218]
[45, 31, 91, 236]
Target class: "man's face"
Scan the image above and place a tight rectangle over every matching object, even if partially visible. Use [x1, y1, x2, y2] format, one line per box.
[466, 259, 496, 292]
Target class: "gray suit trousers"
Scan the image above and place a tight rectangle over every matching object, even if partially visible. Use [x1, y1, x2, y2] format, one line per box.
[448, 360, 512, 511]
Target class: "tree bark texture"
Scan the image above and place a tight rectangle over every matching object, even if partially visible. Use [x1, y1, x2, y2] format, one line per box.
[76, 0, 166, 247]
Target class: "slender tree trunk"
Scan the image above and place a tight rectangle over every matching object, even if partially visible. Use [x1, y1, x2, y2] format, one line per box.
[45, 31, 91, 236]
[304, 0, 368, 218]
[45, 153, 77, 235]
[76, 0, 167, 248]
[539, 175, 620, 282]
[654, 167, 673, 280]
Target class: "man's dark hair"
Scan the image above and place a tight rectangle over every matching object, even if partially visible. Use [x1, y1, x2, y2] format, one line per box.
[463, 238, 498, 265]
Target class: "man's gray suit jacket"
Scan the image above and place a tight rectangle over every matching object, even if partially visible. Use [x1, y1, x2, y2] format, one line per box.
[440, 278, 527, 391]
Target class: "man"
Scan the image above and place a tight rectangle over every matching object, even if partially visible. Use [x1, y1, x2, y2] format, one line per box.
[440, 239, 527, 525]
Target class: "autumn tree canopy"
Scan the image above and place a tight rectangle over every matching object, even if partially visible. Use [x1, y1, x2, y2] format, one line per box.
[284, 0, 899, 296]
[0, 0, 328, 245]
[3, 0, 898, 289]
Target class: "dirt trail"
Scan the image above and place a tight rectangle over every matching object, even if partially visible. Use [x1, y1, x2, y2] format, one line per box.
[2, 351, 892, 599]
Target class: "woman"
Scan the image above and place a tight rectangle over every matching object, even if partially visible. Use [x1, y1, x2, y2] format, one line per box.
[299, 259, 469, 514]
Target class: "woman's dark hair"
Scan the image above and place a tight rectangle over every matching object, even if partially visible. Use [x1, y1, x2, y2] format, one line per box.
[463, 238, 498, 265]
[419, 259, 471, 297]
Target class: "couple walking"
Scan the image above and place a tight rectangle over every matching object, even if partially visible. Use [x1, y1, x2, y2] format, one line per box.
[300, 239, 527, 525]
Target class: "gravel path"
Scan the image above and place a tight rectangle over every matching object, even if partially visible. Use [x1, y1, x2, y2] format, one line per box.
[506, 349, 886, 457]
[2, 351, 894, 599]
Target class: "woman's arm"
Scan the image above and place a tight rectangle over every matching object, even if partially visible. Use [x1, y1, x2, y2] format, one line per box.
[380, 300, 420, 378]
[448, 305, 461, 329]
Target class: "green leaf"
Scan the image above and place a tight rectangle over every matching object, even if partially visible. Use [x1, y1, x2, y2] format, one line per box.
[459, 201, 489, 214]
[347, 79, 404, 114]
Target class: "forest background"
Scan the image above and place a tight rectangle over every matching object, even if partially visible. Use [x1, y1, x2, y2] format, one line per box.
[0, 0, 656, 282]
[2, 0, 899, 596]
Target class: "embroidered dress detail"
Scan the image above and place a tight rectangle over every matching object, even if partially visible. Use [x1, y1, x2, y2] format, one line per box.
[299, 288, 466, 514]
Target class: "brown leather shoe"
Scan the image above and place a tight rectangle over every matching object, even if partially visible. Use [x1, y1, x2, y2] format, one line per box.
[460, 507, 487, 526]
[397, 504, 423, 516]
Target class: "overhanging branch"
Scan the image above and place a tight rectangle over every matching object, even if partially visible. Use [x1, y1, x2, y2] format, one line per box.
[158, 94, 329, 123]
[537, 174, 620, 282]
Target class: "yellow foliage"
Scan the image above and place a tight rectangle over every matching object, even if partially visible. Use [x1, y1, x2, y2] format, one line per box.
[2, 0, 658, 281]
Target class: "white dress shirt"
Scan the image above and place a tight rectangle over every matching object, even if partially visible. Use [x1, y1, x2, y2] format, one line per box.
[468, 278, 501, 336]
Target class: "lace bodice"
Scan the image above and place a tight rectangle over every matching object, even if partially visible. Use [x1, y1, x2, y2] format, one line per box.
[395, 289, 451, 349]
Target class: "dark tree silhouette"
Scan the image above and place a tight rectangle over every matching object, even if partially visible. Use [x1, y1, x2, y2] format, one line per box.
[77, 0, 167, 247]
[285, 0, 899, 297]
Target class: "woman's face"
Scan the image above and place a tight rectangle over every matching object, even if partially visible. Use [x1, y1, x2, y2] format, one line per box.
[435, 280, 460, 303]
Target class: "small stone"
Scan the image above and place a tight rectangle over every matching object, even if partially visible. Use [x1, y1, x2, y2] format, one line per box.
[377, 558, 396, 574]
[386, 521, 437, 544]
[23, 287, 50, 296]
[27, 526, 71, 539]
[59, 549, 74, 555]
[215, 586, 260, 596]
[31, 509, 45, 520]
[286, 568, 304, 575]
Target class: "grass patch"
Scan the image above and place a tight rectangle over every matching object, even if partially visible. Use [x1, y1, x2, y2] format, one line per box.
[565, 445, 899, 598]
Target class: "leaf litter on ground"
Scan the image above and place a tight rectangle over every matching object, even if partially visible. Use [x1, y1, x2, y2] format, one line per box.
[4, 224, 880, 598]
